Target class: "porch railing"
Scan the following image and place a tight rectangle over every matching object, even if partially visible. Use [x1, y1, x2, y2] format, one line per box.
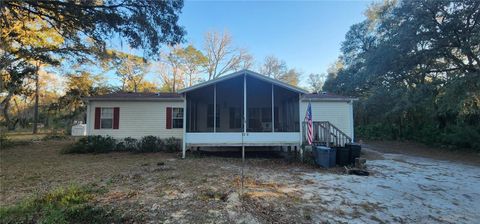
[302, 121, 352, 147]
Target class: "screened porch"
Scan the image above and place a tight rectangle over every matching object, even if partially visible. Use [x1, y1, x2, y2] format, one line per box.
[182, 72, 304, 147]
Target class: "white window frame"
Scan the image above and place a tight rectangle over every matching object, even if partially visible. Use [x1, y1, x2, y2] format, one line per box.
[172, 107, 184, 129]
[100, 107, 113, 129]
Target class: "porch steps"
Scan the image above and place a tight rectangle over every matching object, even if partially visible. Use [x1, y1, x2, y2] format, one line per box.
[303, 121, 352, 147]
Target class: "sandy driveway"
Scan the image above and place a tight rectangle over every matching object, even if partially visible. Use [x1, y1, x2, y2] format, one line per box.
[297, 150, 480, 223]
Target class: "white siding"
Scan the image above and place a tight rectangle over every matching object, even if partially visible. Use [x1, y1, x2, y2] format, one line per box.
[300, 101, 354, 141]
[86, 101, 184, 139]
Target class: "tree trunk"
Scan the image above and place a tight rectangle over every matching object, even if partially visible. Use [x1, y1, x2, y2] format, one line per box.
[2, 94, 16, 130]
[33, 64, 40, 134]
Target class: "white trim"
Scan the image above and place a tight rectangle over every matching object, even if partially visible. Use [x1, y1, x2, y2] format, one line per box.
[85, 98, 183, 102]
[349, 100, 355, 142]
[185, 132, 301, 146]
[182, 93, 187, 159]
[300, 98, 356, 102]
[298, 93, 303, 145]
[86, 104, 91, 135]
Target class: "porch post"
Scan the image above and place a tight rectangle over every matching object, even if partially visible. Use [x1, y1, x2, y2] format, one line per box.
[214, 84, 217, 133]
[298, 93, 303, 145]
[271, 84, 274, 132]
[182, 93, 187, 159]
[243, 73, 247, 134]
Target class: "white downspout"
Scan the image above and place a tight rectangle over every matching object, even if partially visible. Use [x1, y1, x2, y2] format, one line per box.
[182, 93, 187, 159]
[349, 99, 354, 142]
[298, 93, 303, 146]
[86, 101, 91, 135]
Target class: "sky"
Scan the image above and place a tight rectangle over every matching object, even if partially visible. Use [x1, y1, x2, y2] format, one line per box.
[177, 0, 371, 86]
[103, 0, 371, 88]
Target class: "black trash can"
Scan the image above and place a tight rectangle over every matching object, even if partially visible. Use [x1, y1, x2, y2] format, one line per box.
[336, 147, 350, 166]
[314, 146, 331, 168]
[329, 147, 337, 167]
[346, 143, 362, 164]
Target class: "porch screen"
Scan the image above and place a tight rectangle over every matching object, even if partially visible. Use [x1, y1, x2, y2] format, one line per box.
[216, 76, 244, 132]
[246, 76, 272, 132]
[186, 85, 214, 132]
[274, 86, 299, 132]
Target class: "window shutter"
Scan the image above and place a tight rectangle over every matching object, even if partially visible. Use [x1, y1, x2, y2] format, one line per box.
[166, 107, 172, 129]
[94, 107, 101, 129]
[113, 107, 120, 129]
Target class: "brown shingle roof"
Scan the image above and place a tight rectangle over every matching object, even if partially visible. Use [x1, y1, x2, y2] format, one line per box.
[302, 92, 356, 101]
[84, 92, 182, 101]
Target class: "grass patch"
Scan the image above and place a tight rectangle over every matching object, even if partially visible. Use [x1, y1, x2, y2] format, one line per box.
[0, 185, 120, 224]
[0, 133, 30, 150]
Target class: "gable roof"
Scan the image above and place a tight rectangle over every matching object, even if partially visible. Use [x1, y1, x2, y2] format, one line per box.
[178, 70, 308, 94]
[301, 92, 357, 102]
[84, 92, 182, 101]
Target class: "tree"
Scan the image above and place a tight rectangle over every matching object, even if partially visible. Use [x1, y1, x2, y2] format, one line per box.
[203, 31, 251, 79]
[105, 51, 149, 93]
[1, 57, 35, 130]
[279, 69, 301, 86]
[307, 73, 326, 93]
[58, 72, 113, 125]
[2, 0, 185, 131]
[260, 55, 287, 79]
[1, 13, 64, 132]
[157, 53, 185, 93]
[175, 45, 207, 87]
[1, 0, 185, 59]
[258, 55, 300, 86]
[324, 0, 480, 150]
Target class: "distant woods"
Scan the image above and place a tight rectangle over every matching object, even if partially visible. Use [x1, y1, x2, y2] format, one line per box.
[323, 0, 480, 150]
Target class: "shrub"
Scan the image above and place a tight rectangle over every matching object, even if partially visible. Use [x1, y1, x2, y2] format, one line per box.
[63, 135, 116, 154]
[123, 137, 139, 151]
[164, 137, 181, 152]
[0, 133, 13, 149]
[115, 141, 126, 152]
[62, 135, 183, 154]
[0, 185, 120, 223]
[136, 136, 163, 153]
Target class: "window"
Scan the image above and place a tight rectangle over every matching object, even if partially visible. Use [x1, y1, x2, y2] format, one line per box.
[172, 108, 184, 128]
[100, 108, 113, 129]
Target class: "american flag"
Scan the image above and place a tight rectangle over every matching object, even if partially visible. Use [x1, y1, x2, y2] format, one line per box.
[305, 102, 313, 145]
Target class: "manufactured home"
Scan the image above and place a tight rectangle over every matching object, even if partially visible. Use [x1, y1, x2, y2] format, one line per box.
[84, 70, 355, 158]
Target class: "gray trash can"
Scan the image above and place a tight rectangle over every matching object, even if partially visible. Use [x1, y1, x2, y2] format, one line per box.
[314, 146, 332, 168]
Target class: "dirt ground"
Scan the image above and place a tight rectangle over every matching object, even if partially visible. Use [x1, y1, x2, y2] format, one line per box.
[1, 140, 479, 223]
[363, 140, 480, 166]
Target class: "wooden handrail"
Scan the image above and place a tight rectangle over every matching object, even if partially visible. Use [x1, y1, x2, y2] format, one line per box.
[302, 121, 352, 147]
